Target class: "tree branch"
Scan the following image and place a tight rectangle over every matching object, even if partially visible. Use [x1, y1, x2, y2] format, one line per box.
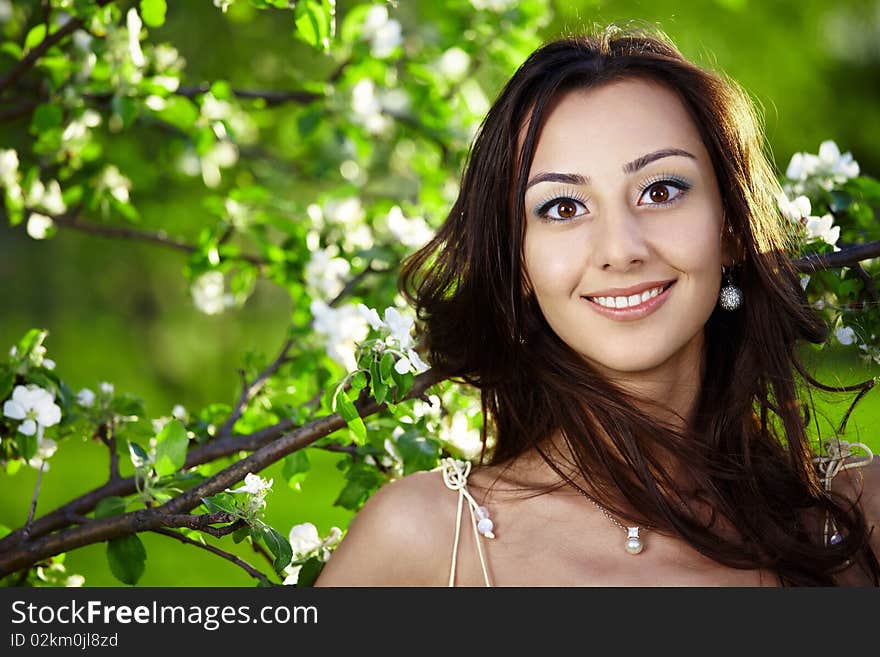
[793, 241, 880, 272]
[0, 4, 105, 94]
[174, 85, 322, 106]
[152, 528, 273, 585]
[217, 338, 294, 439]
[49, 210, 268, 267]
[0, 367, 445, 574]
[24, 462, 46, 536]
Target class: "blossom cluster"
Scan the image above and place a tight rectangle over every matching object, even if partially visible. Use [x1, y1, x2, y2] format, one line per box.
[282, 522, 343, 585]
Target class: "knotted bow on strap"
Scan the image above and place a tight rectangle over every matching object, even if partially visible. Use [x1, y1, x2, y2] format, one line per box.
[438, 457, 493, 587]
[813, 438, 875, 546]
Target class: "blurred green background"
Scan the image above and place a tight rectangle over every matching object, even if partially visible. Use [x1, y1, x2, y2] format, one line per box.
[2, 0, 879, 585]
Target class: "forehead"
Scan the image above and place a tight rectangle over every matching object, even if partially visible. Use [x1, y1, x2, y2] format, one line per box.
[528, 78, 707, 173]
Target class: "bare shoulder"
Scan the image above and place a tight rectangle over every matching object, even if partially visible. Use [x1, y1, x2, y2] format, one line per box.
[829, 454, 880, 512]
[313, 467, 458, 586]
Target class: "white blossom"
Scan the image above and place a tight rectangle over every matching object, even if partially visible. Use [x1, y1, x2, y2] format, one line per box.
[310, 300, 369, 371]
[305, 247, 351, 300]
[65, 574, 85, 587]
[3, 384, 62, 439]
[26, 179, 66, 215]
[0, 148, 18, 188]
[42, 358, 55, 370]
[200, 140, 238, 188]
[437, 47, 470, 81]
[804, 214, 840, 248]
[226, 473, 273, 513]
[818, 140, 860, 179]
[775, 191, 811, 223]
[351, 78, 390, 134]
[289, 522, 322, 558]
[383, 307, 414, 350]
[385, 206, 433, 249]
[357, 304, 385, 331]
[470, 0, 517, 10]
[785, 140, 860, 194]
[324, 197, 364, 227]
[171, 404, 187, 421]
[100, 381, 115, 395]
[26, 213, 54, 240]
[28, 436, 58, 470]
[77, 388, 96, 407]
[97, 165, 132, 203]
[213, 0, 234, 12]
[126, 8, 146, 68]
[836, 326, 856, 346]
[361, 5, 402, 58]
[191, 271, 235, 315]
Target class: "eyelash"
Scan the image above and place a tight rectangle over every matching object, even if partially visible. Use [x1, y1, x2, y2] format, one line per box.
[533, 174, 693, 223]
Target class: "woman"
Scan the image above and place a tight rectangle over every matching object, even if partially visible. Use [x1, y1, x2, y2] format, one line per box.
[314, 26, 880, 586]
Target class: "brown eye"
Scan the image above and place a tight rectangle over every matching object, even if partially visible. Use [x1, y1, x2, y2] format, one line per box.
[536, 196, 588, 222]
[557, 200, 578, 218]
[648, 184, 669, 203]
[638, 180, 689, 206]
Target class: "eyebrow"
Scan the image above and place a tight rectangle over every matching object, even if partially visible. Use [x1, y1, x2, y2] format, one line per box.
[525, 148, 697, 190]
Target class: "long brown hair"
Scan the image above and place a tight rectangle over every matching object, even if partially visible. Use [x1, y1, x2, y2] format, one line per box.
[399, 25, 879, 585]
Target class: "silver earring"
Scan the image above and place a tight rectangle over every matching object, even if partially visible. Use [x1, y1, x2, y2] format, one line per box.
[719, 266, 743, 311]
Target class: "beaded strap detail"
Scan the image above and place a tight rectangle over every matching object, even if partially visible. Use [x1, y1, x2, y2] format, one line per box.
[437, 457, 493, 587]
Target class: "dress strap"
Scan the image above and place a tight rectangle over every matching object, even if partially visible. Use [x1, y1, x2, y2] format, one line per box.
[437, 457, 494, 587]
[813, 437, 875, 546]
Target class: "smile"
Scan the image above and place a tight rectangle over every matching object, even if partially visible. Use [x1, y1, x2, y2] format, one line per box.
[582, 281, 675, 320]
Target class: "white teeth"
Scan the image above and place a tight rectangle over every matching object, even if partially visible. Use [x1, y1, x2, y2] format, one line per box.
[591, 285, 666, 309]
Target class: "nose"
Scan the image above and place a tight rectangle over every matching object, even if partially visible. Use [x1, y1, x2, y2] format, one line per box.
[592, 207, 650, 271]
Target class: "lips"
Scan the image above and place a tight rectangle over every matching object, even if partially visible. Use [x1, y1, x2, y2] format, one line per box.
[582, 281, 676, 320]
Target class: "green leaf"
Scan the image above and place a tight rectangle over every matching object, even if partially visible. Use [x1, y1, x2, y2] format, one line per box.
[139, 0, 167, 26]
[333, 461, 384, 510]
[23, 24, 47, 52]
[294, 556, 324, 587]
[30, 104, 63, 134]
[111, 95, 140, 130]
[94, 496, 128, 519]
[370, 360, 387, 405]
[109, 394, 146, 418]
[106, 534, 147, 585]
[202, 492, 237, 515]
[15, 328, 48, 363]
[379, 351, 396, 383]
[154, 419, 189, 476]
[335, 388, 366, 444]
[258, 524, 293, 572]
[17, 433, 37, 461]
[0, 41, 22, 59]
[396, 433, 442, 475]
[350, 371, 368, 393]
[294, 0, 335, 51]
[282, 449, 310, 490]
[0, 368, 14, 402]
[127, 441, 150, 469]
[232, 525, 249, 543]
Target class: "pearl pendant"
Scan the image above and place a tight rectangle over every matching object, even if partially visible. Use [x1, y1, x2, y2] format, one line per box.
[625, 526, 643, 555]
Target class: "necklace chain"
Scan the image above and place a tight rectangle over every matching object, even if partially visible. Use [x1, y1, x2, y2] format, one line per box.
[575, 487, 645, 555]
[579, 490, 627, 531]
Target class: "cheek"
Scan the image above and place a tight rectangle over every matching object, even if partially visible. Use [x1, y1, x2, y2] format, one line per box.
[524, 231, 582, 296]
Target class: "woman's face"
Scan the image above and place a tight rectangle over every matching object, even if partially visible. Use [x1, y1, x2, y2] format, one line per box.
[522, 77, 729, 381]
